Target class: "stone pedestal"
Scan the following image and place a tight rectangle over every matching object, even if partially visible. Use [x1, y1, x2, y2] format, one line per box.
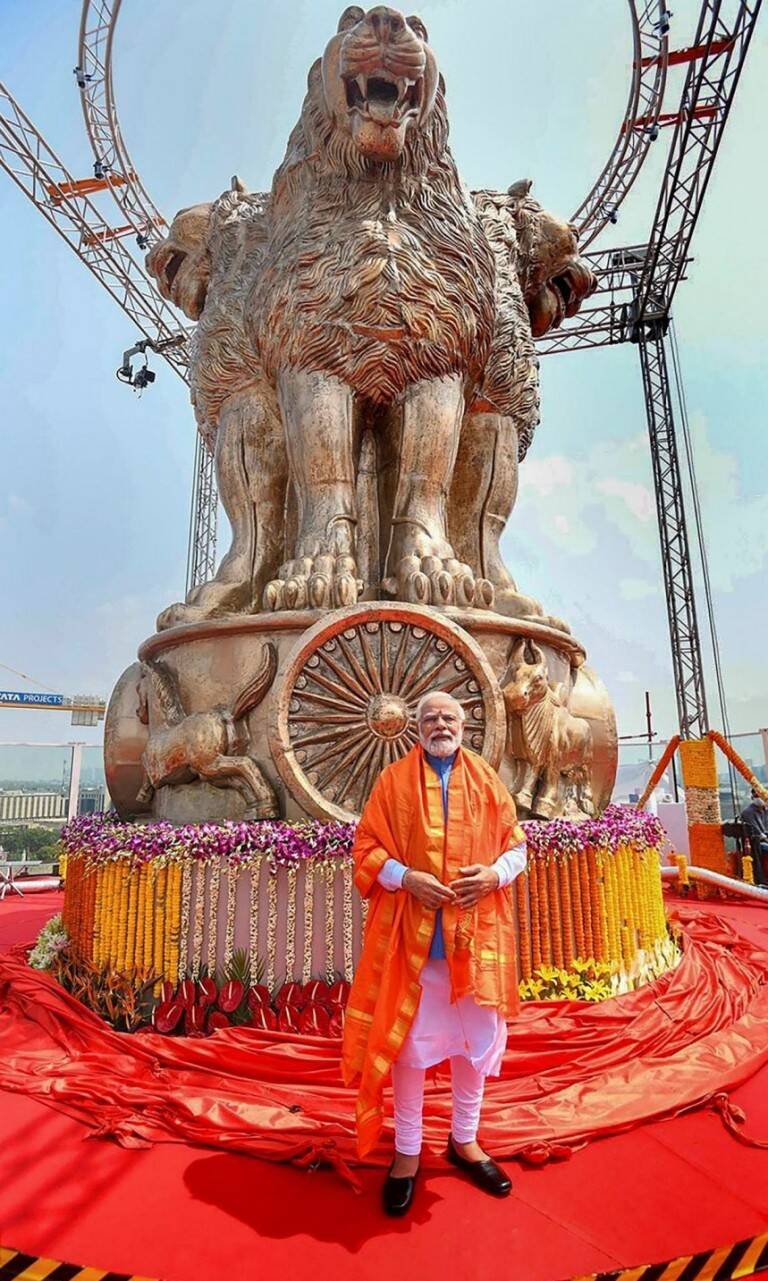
[105, 602, 617, 824]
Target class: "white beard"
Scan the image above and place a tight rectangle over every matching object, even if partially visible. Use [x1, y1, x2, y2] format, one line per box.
[419, 730, 462, 758]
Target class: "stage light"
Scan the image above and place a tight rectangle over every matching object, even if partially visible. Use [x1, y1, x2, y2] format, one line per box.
[93, 159, 106, 180]
[646, 124, 660, 141]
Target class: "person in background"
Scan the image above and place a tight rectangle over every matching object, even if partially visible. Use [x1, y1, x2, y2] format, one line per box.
[341, 689, 527, 1217]
[740, 787, 768, 885]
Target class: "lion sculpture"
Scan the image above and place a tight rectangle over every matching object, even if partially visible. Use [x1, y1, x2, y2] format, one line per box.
[148, 5, 596, 630]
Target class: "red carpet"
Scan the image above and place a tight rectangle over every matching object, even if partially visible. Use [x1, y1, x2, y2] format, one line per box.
[1, 891, 768, 1280]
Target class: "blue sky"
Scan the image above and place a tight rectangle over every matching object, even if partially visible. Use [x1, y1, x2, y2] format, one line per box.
[1, 0, 766, 755]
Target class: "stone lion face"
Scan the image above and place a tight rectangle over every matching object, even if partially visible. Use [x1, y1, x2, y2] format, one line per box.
[145, 203, 212, 321]
[321, 5, 439, 162]
[523, 210, 597, 338]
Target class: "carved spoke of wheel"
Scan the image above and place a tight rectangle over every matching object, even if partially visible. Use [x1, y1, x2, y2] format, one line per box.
[280, 611, 501, 819]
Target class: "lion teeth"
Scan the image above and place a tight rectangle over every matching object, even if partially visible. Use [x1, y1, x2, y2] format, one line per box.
[356, 74, 367, 98]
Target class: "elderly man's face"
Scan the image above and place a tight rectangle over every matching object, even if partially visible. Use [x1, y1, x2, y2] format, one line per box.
[417, 693, 464, 758]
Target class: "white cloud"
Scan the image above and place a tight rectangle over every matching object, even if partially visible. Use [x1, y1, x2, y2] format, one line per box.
[683, 412, 768, 592]
[523, 454, 574, 497]
[619, 577, 659, 601]
[596, 477, 655, 523]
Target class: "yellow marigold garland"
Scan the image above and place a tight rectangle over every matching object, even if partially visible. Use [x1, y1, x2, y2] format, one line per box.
[679, 737, 718, 790]
[528, 859, 542, 971]
[60, 805, 673, 1002]
[547, 855, 563, 968]
[708, 729, 768, 800]
[515, 871, 532, 979]
[568, 854, 585, 959]
[558, 855, 575, 968]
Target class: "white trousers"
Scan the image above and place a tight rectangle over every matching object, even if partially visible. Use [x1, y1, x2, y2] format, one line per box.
[391, 1055, 485, 1156]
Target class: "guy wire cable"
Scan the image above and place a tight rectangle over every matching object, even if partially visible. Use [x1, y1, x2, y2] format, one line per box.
[669, 319, 739, 816]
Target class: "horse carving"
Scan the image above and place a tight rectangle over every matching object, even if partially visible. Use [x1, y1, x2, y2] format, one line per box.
[136, 643, 278, 819]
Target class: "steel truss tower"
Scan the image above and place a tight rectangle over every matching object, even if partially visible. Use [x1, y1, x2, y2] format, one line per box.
[628, 0, 762, 738]
[637, 332, 708, 737]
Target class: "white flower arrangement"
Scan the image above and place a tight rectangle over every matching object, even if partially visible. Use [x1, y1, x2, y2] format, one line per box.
[28, 914, 69, 971]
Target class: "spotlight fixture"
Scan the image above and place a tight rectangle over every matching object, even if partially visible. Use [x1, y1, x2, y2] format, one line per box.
[73, 65, 92, 90]
[93, 159, 107, 180]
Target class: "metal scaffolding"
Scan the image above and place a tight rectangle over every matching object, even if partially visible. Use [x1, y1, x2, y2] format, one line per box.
[638, 333, 708, 738]
[629, 0, 762, 738]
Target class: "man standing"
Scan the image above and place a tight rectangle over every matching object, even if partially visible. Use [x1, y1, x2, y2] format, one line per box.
[341, 690, 527, 1216]
[740, 787, 768, 885]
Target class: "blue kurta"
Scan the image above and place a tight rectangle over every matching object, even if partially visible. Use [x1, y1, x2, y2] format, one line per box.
[424, 750, 457, 959]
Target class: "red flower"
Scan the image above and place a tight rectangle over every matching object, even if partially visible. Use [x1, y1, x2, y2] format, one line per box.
[329, 1007, 345, 1038]
[299, 1003, 331, 1036]
[218, 979, 244, 1014]
[184, 1003, 206, 1036]
[159, 980, 175, 1005]
[250, 1005, 278, 1031]
[179, 978, 197, 1010]
[198, 976, 217, 1007]
[207, 1010, 230, 1034]
[153, 999, 183, 1034]
[278, 1004, 301, 1033]
[302, 980, 332, 1009]
[328, 980, 351, 1009]
[247, 984, 272, 1010]
[275, 981, 305, 1011]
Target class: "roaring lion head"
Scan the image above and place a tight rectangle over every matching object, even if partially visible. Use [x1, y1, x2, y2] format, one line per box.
[146, 203, 212, 321]
[320, 6, 439, 162]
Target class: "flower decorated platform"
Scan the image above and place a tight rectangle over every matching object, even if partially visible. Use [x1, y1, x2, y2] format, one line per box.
[56, 807, 676, 1032]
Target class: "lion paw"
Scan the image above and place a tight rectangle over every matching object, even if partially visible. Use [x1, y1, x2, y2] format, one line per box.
[263, 553, 363, 612]
[383, 556, 494, 609]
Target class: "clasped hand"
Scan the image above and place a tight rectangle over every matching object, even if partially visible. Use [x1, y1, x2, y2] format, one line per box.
[402, 864, 499, 909]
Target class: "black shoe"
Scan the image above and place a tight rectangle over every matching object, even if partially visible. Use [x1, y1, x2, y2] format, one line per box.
[445, 1134, 512, 1197]
[382, 1161, 419, 1217]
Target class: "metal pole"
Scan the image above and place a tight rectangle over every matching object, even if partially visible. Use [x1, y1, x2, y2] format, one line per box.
[67, 742, 84, 821]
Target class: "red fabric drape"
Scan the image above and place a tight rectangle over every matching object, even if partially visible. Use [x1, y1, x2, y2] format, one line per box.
[1, 907, 767, 1189]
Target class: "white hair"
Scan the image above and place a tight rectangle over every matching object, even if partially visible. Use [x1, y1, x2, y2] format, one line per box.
[414, 691, 466, 723]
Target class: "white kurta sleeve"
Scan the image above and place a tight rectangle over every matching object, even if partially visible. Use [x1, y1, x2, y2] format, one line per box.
[377, 857, 408, 892]
[493, 842, 527, 889]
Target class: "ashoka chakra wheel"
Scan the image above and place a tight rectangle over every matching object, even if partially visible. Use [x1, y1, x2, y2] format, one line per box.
[269, 603, 505, 822]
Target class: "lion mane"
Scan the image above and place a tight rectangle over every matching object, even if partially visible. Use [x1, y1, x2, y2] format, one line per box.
[244, 59, 496, 406]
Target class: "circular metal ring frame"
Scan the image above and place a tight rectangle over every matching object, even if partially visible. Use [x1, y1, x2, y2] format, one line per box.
[78, 1, 668, 264]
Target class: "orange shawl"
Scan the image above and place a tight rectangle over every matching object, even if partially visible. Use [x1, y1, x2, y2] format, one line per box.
[340, 744, 525, 1156]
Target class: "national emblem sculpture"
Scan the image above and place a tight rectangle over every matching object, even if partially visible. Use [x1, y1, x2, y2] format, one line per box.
[105, 5, 618, 827]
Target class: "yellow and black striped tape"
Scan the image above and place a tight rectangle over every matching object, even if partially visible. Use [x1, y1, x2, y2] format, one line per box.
[3, 1232, 767, 1281]
[0, 1246, 158, 1281]
[571, 1230, 768, 1281]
